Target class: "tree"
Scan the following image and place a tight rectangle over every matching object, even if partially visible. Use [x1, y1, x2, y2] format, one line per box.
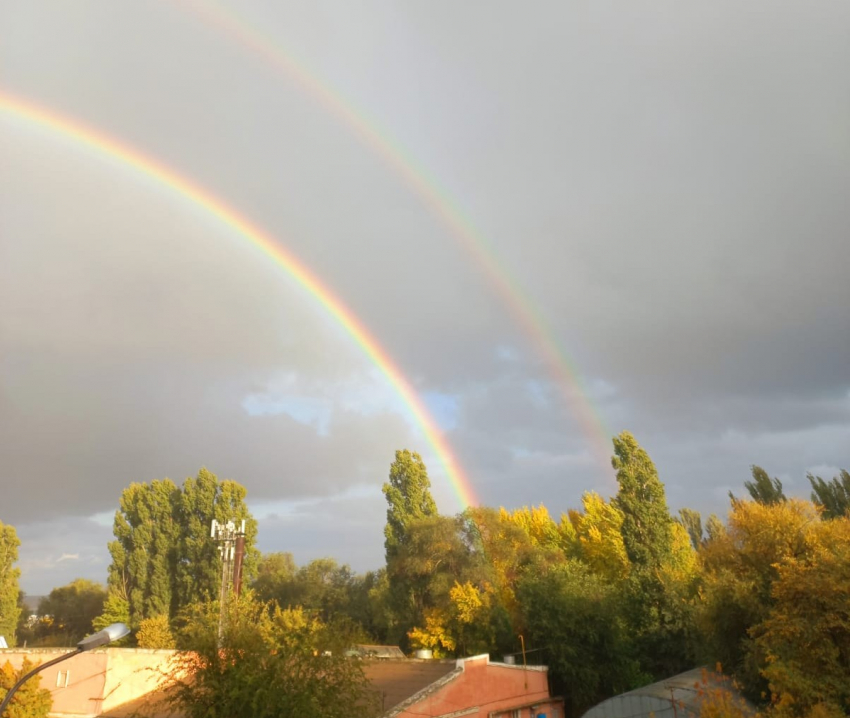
[610, 432, 696, 678]
[37, 579, 106, 645]
[106, 468, 258, 628]
[808, 469, 850, 519]
[390, 514, 489, 652]
[175, 469, 259, 612]
[382, 450, 438, 562]
[518, 560, 644, 718]
[743, 465, 787, 505]
[570, 492, 630, 582]
[678, 508, 703, 550]
[136, 614, 176, 649]
[697, 498, 823, 699]
[0, 657, 52, 718]
[754, 517, 850, 716]
[611, 432, 675, 569]
[166, 594, 378, 718]
[92, 592, 130, 641]
[705, 513, 726, 542]
[252, 552, 297, 604]
[0, 522, 21, 646]
[107, 479, 181, 629]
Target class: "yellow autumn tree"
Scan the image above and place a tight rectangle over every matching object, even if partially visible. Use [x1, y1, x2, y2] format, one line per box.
[697, 499, 824, 700]
[755, 517, 850, 716]
[569, 492, 631, 582]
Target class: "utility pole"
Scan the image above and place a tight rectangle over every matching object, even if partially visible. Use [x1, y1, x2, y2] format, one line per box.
[211, 518, 246, 645]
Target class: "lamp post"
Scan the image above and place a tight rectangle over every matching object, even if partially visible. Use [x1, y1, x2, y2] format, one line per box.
[0, 623, 130, 716]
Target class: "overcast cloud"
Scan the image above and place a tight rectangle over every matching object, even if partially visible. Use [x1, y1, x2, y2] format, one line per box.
[2, 1, 848, 594]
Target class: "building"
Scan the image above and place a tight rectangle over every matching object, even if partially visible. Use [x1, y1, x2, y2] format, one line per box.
[367, 654, 562, 718]
[0, 648, 562, 718]
[580, 668, 753, 718]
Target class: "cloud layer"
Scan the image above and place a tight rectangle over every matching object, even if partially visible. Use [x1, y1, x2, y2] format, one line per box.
[2, 0, 848, 593]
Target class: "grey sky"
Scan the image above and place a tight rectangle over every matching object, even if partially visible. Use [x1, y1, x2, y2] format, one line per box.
[2, 1, 848, 594]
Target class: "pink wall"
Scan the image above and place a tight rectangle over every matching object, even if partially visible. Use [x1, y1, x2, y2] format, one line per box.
[0, 648, 177, 716]
[397, 655, 563, 718]
[0, 649, 109, 715]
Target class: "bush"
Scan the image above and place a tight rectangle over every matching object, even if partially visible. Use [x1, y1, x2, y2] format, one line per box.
[0, 657, 52, 718]
[165, 593, 379, 718]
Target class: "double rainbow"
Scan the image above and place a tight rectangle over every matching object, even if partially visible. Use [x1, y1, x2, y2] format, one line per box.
[185, 1, 615, 475]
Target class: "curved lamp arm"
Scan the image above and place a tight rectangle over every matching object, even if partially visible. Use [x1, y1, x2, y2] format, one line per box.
[0, 623, 129, 717]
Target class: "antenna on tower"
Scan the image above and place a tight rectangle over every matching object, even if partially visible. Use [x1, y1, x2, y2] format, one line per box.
[210, 517, 248, 645]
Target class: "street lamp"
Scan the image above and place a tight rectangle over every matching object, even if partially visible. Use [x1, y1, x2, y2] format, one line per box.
[0, 623, 130, 716]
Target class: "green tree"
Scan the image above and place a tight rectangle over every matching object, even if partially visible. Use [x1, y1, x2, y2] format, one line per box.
[678, 508, 703, 550]
[382, 450, 438, 562]
[808, 469, 850, 519]
[37, 579, 106, 645]
[136, 614, 176, 649]
[705, 513, 726, 542]
[611, 432, 695, 678]
[0, 522, 21, 646]
[108, 479, 181, 628]
[0, 657, 52, 718]
[252, 552, 297, 604]
[166, 594, 378, 718]
[518, 560, 644, 718]
[743, 465, 787, 505]
[611, 432, 675, 568]
[175, 469, 259, 613]
[92, 592, 130, 642]
[106, 468, 258, 628]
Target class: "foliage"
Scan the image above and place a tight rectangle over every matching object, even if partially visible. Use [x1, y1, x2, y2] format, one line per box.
[0, 657, 52, 718]
[518, 560, 645, 718]
[695, 668, 753, 718]
[611, 431, 676, 569]
[0, 522, 22, 646]
[697, 499, 824, 700]
[808, 469, 850, 519]
[382, 450, 438, 562]
[705, 513, 726, 542]
[92, 592, 130, 634]
[176, 469, 259, 612]
[107, 468, 258, 628]
[166, 594, 378, 718]
[678, 508, 703, 550]
[743, 465, 787, 506]
[252, 552, 297, 603]
[609, 433, 696, 678]
[754, 517, 850, 716]
[136, 614, 176, 649]
[569, 492, 630, 582]
[37, 579, 106, 646]
[382, 451, 442, 645]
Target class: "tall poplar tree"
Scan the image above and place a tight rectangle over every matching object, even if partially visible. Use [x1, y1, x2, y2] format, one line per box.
[0, 520, 22, 645]
[382, 450, 438, 562]
[611, 431, 675, 568]
[382, 450, 439, 645]
[105, 468, 257, 629]
[175, 468, 259, 611]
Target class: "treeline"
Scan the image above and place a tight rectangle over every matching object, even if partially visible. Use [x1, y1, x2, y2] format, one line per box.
[4, 434, 850, 718]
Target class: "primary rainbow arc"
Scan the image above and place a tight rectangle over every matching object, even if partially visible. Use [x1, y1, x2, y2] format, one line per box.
[186, 1, 615, 476]
[0, 91, 477, 510]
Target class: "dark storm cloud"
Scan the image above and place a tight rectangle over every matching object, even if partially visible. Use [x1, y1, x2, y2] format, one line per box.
[2, 0, 848, 591]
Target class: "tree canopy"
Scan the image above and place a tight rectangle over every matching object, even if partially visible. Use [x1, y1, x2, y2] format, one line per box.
[105, 467, 257, 631]
[0, 521, 21, 646]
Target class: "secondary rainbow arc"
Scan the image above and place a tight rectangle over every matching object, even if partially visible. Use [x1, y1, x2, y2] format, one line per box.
[0, 91, 477, 510]
[186, 1, 615, 476]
